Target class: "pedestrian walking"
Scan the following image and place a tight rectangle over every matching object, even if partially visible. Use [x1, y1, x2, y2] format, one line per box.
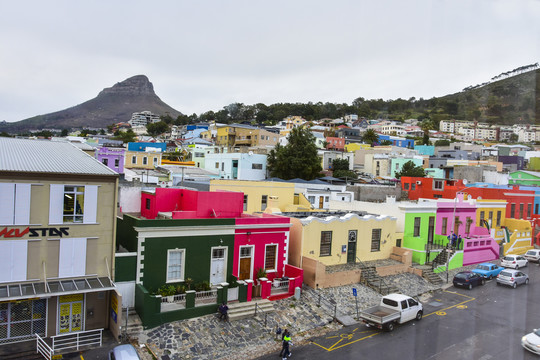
[279, 329, 290, 357]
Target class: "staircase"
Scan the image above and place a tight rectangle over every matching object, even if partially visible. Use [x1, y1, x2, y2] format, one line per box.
[422, 267, 444, 285]
[431, 248, 453, 270]
[359, 264, 399, 295]
[227, 299, 274, 321]
[123, 308, 144, 341]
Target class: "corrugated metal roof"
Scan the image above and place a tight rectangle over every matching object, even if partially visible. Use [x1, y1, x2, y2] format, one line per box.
[0, 137, 118, 176]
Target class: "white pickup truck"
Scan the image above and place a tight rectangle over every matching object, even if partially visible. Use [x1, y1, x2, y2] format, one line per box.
[359, 293, 423, 331]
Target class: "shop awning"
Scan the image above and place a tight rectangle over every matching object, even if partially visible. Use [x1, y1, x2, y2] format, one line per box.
[0, 276, 115, 302]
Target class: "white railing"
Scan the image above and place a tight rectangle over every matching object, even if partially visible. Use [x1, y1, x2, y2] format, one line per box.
[160, 293, 187, 311]
[271, 278, 290, 294]
[51, 328, 103, 353]
[195, 289, 217, 307]
[36, 333, 53, 360]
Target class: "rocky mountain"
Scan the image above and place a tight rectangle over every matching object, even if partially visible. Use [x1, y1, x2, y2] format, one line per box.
[0, 75, 182, 132]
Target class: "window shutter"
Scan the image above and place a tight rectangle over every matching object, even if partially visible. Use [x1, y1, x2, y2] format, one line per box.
[0, 241, 12, 281]
[72, 238, 87, 276]
[0, 240, 28, 282]
[49, 184, 64, 224]
[83, 185, 98, 224]
[58, 238, 74, 278]
[0, 183, 15, 225]
[14, 183, 31, 225]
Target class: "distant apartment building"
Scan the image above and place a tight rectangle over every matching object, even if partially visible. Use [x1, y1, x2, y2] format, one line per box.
[128, 111, 161, 127]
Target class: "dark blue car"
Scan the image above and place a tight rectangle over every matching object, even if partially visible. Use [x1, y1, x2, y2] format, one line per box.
[453, 271, 486, 290]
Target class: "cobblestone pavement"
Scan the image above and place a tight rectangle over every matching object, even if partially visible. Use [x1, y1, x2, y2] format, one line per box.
[135, 262, 488, 360]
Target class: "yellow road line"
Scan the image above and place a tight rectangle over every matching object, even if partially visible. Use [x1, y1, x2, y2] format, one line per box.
[424, 290, 475, 318]
[312, 331, 380, 351]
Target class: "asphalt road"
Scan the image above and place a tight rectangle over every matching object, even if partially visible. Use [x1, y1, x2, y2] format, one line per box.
[257, 263, 540, 360]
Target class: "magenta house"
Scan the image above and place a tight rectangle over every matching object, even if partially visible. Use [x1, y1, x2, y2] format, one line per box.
[139, 188, 302, 301]
[436, 194, 499, 266]
[95, 147, 125, 174]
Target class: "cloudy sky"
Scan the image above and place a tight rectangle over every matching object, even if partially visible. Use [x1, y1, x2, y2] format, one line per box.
[1, 0, 539, 122]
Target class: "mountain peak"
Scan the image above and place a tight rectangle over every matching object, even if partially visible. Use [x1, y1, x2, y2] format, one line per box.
[98, 75, 156, 97]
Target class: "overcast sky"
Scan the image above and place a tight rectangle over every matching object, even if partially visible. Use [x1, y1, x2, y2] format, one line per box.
[1, 0, 539, 123]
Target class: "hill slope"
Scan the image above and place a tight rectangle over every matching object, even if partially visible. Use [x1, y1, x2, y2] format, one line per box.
[0, 75, 182, 132]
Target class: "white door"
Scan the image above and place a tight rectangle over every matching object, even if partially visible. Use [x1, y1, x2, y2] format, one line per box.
[210, 247, 227, 285]
[399, 300, 414, 323]
[115, 281, 136, 308]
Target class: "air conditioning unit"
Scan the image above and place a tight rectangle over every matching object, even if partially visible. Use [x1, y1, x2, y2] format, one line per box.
[416, 181, 422, 185]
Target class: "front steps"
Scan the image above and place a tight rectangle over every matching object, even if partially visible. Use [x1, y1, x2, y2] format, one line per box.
[227, 299, 274, 321]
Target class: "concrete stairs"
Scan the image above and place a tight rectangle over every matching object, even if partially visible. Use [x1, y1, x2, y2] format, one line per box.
[123, 308, 144, 341]
[360, 265, 399, 295]
[227, 299, 274, 321]
[422, 268, 444, 285]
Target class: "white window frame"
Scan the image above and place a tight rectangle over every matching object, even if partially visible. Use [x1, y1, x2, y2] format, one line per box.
[166, 249, 185, 283]
[264, 243, 278, 272]
[132, 156, 137, 164]
[49, 185, 98, 225]
[143, 157, 148, 165]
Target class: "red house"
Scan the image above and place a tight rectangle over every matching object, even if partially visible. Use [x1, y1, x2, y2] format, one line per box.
[325, 137, 345, 151]
[401, 177, 466, 200]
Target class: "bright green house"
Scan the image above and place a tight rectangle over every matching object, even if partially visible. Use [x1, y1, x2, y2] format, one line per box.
[509, 170, 540, 186]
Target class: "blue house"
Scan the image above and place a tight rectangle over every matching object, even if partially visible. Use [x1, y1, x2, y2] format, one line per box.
[127, 142, 167, 152]
[377, 135, 414, 149]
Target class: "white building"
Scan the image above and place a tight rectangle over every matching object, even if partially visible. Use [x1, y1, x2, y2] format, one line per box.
[204, 152, 267, 180]
[128, 111, 161, 127]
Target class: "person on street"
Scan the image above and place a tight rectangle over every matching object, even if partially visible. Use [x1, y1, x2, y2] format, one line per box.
[279, 329, 290, 357]
[281, 333, 292, 359]
[218, 302, 228, 321]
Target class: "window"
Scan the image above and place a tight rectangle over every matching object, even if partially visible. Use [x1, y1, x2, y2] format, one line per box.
[261, 195, 268, 211]
[49, 185, 98, 224]
[252, 163, 263, 170]
[114, 159, 119, 167]
[479, 211, 484, 221]
[488, 211, 493, 225]
[153, 157, 158, 165]
[320, 231, 332, 256]
[511, 203, 516, 218]
[324, 196, 329, 202]
[496, 211, 501, 227]
[371, 229, 381, 252]
[142, 157, 148, 165]
[404, 183, 410, 190]
[221, 162, 224, 171]
[264, 245, 277, 271]
[434, 180, 443, 189]
[243, 195, 248, 211]
[527, 204, 532, 218]
[102, 158, 108, 166]
[413, 217, 421, 237]
[63, 186, 85, 223]
[465, 217, 472, 234]
[454, 216, 460, 233]
[215, 162, 219, 169]
[0, 183, 31, 225]
[132, 156, 137, 164]
[411, 183, 416, 190]
[308, 196, 315, 204]
[167, 249, 185, 282]
[145, 198, 151, 210]
[442, 217, 448, 235]
[519, 204, 524, 219]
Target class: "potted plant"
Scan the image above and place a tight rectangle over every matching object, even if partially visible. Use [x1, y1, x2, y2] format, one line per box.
[185, 277, 193, 290]
[159, 284, 177, 302]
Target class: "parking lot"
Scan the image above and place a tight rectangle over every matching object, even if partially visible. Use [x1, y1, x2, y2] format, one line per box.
[257, 261, 540, 360]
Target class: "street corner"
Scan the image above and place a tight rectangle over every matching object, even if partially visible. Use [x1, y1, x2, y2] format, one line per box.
[310, 326, 379, 352]
[423, 289, 475, 318]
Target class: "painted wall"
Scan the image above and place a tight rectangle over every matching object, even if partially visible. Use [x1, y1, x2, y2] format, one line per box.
[296, 213, 397, 266]
[401, 177, 466, 200]
[95, 147, 125, 174]
[204, 153, 267, 180]
[509, 170, 540, 186]
[124, 150, 162, 170]
[390, 157, 423, 178]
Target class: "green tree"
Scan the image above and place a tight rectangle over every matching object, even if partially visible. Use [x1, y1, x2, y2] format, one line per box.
[114, 129, 137, 143]
[362, 129, 379, 147]
[267, 127, 322, 180]
[395, 161, 425, 179]
[0, 131, 12, 138]
[61, 129, 68, 137]
[331, 158, 350, 171]
[146, 121, 169, 137]
[434, 139, 450, 147]
[333, 169, 357, 179]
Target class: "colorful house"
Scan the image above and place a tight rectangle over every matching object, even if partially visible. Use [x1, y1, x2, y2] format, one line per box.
[204, 152, 267, 180]
[0, 138, 119, 345]
[509, 170, 540, 186]
[115, 188, 301, 328]
[401, 177, 466, 200]
[95, 147, 125, 174]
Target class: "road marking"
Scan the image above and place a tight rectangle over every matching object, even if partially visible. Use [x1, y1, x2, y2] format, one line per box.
[80, 355, 84, 360]
[424, 290, 475, 318]
[310, 290, 475, 352]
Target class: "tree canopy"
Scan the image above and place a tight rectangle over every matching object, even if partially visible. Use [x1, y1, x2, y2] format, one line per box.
[267, 127, 322, 180]
[395, 160, 425, 179]
[146, 121, 169, 137]
[362, 129, 379, 147]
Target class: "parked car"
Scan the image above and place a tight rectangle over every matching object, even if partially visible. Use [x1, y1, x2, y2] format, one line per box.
[496, 269, 529, 289]
[358, 293, 423, 332]
[109, 344, 141, 360]
[524, 249, 540, 263]
[522, 328, 540, 355]
[501, 255, 528, 269]
[471, 263, 505, 279]
[452, 271, 485, 290]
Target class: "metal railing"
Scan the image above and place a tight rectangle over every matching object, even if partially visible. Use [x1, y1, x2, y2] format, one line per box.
[51, 328, 103, 353]
[254, 302, 268, 328]
[36, 333, 53, 360]
[271, 278, 290, 294]
[194, 289, 218, 307]
[161, 293, 186, 304]
[356, 257, 394, 295]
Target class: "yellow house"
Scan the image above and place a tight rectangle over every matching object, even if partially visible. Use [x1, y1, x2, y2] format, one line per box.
[233, 127, 278, 147]
[288, 212, 397, 268]
[209, 179, 319, 213]
[345, 143, 370, 152]
[476, 199, 533, 255]
[124, 150, 162, 170]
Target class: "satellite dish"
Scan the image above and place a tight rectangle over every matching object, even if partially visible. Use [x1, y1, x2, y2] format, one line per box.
[463, 179, 468, 185]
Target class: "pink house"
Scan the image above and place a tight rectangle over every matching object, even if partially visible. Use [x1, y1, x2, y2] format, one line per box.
[140, 188, 303, 301]
[436, 194, 499, 266]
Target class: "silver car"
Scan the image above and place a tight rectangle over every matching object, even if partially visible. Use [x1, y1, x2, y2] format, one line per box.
[524, 249, 540, 263]
[501, 255, 528, 269]
[496, 269, 529, 289]
[522, 328, 540, 355]
[109, 344, 141, 360]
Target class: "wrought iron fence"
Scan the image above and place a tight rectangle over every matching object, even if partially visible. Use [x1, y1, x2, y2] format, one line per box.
[270, 278, 289, 294]
[194, 289, 218, 307]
